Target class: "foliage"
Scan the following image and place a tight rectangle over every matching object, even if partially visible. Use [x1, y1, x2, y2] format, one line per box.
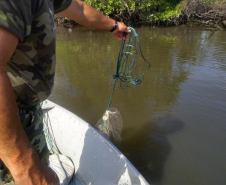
[150, 2, 184, 21]
[82, 0, 184, 20]
[79, 0, 226, 25]
[82, 0, 122, 16]
[183, 0, 226, 16]
[183, 0, 226, 27]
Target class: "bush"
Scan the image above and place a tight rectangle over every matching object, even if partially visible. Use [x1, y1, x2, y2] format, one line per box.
[183, 0, 226, 20]
[56, 0, 226, 27]
[82, 0, 184, 21]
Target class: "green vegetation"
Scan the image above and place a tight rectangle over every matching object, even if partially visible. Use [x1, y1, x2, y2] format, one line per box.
[83, 0, 182, 16]
[56, 0, 226, 28]
[82, 0, 184, 23]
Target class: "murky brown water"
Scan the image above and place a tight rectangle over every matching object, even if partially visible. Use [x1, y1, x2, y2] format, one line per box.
[50, 25, 226, 185]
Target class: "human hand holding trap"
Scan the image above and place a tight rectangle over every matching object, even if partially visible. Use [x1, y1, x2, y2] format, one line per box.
[95, 27, 151, 144]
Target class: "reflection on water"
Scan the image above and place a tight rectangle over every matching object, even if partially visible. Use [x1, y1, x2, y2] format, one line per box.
[51, 25, 226, 185]
[120, 115, 184, 185]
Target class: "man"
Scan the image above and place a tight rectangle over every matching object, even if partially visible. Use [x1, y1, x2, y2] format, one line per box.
[0, 0, 130, 184]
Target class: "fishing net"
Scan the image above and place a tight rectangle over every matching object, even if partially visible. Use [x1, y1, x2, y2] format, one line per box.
[96, 108, 123, 143]
[95, 27, 150, 144]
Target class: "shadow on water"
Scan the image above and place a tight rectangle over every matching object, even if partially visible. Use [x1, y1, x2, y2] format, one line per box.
[119, 115, 184, 185]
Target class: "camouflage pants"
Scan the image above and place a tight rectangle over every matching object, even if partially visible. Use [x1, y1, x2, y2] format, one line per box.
[0, 104, 58, 184]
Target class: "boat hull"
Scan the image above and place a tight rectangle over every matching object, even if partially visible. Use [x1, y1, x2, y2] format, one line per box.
[42, 100, 149, 185]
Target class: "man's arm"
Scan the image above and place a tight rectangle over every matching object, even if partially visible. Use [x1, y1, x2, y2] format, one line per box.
[0, 27, 56, 185]
[58, 0, 130, 40]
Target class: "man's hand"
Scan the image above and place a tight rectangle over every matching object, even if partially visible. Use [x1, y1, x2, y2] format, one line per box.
[59, 0, 131, 40]
[14, 164, 57, 185]
[111, 22, 131, 40]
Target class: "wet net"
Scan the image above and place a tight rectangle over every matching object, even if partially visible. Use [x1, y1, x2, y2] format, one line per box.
[95, 27, 150, 143]
[96, 108, 123, 143]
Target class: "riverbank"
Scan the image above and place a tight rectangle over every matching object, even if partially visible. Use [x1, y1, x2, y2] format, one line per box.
[55, 0, 226, 30]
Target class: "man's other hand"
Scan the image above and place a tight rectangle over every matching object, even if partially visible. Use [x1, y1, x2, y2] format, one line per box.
[14, 164, 57, 185]
[111, 22, 131, 40]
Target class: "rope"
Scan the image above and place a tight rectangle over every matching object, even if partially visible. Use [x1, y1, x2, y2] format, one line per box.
[43, 111, 68, 178]
[107, 27, 150, 110]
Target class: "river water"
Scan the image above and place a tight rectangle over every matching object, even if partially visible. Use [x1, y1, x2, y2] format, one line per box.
[50, 25, 226, 185]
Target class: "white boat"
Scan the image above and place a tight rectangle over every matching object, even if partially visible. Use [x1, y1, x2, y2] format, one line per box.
[42, 100, 149, 185]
